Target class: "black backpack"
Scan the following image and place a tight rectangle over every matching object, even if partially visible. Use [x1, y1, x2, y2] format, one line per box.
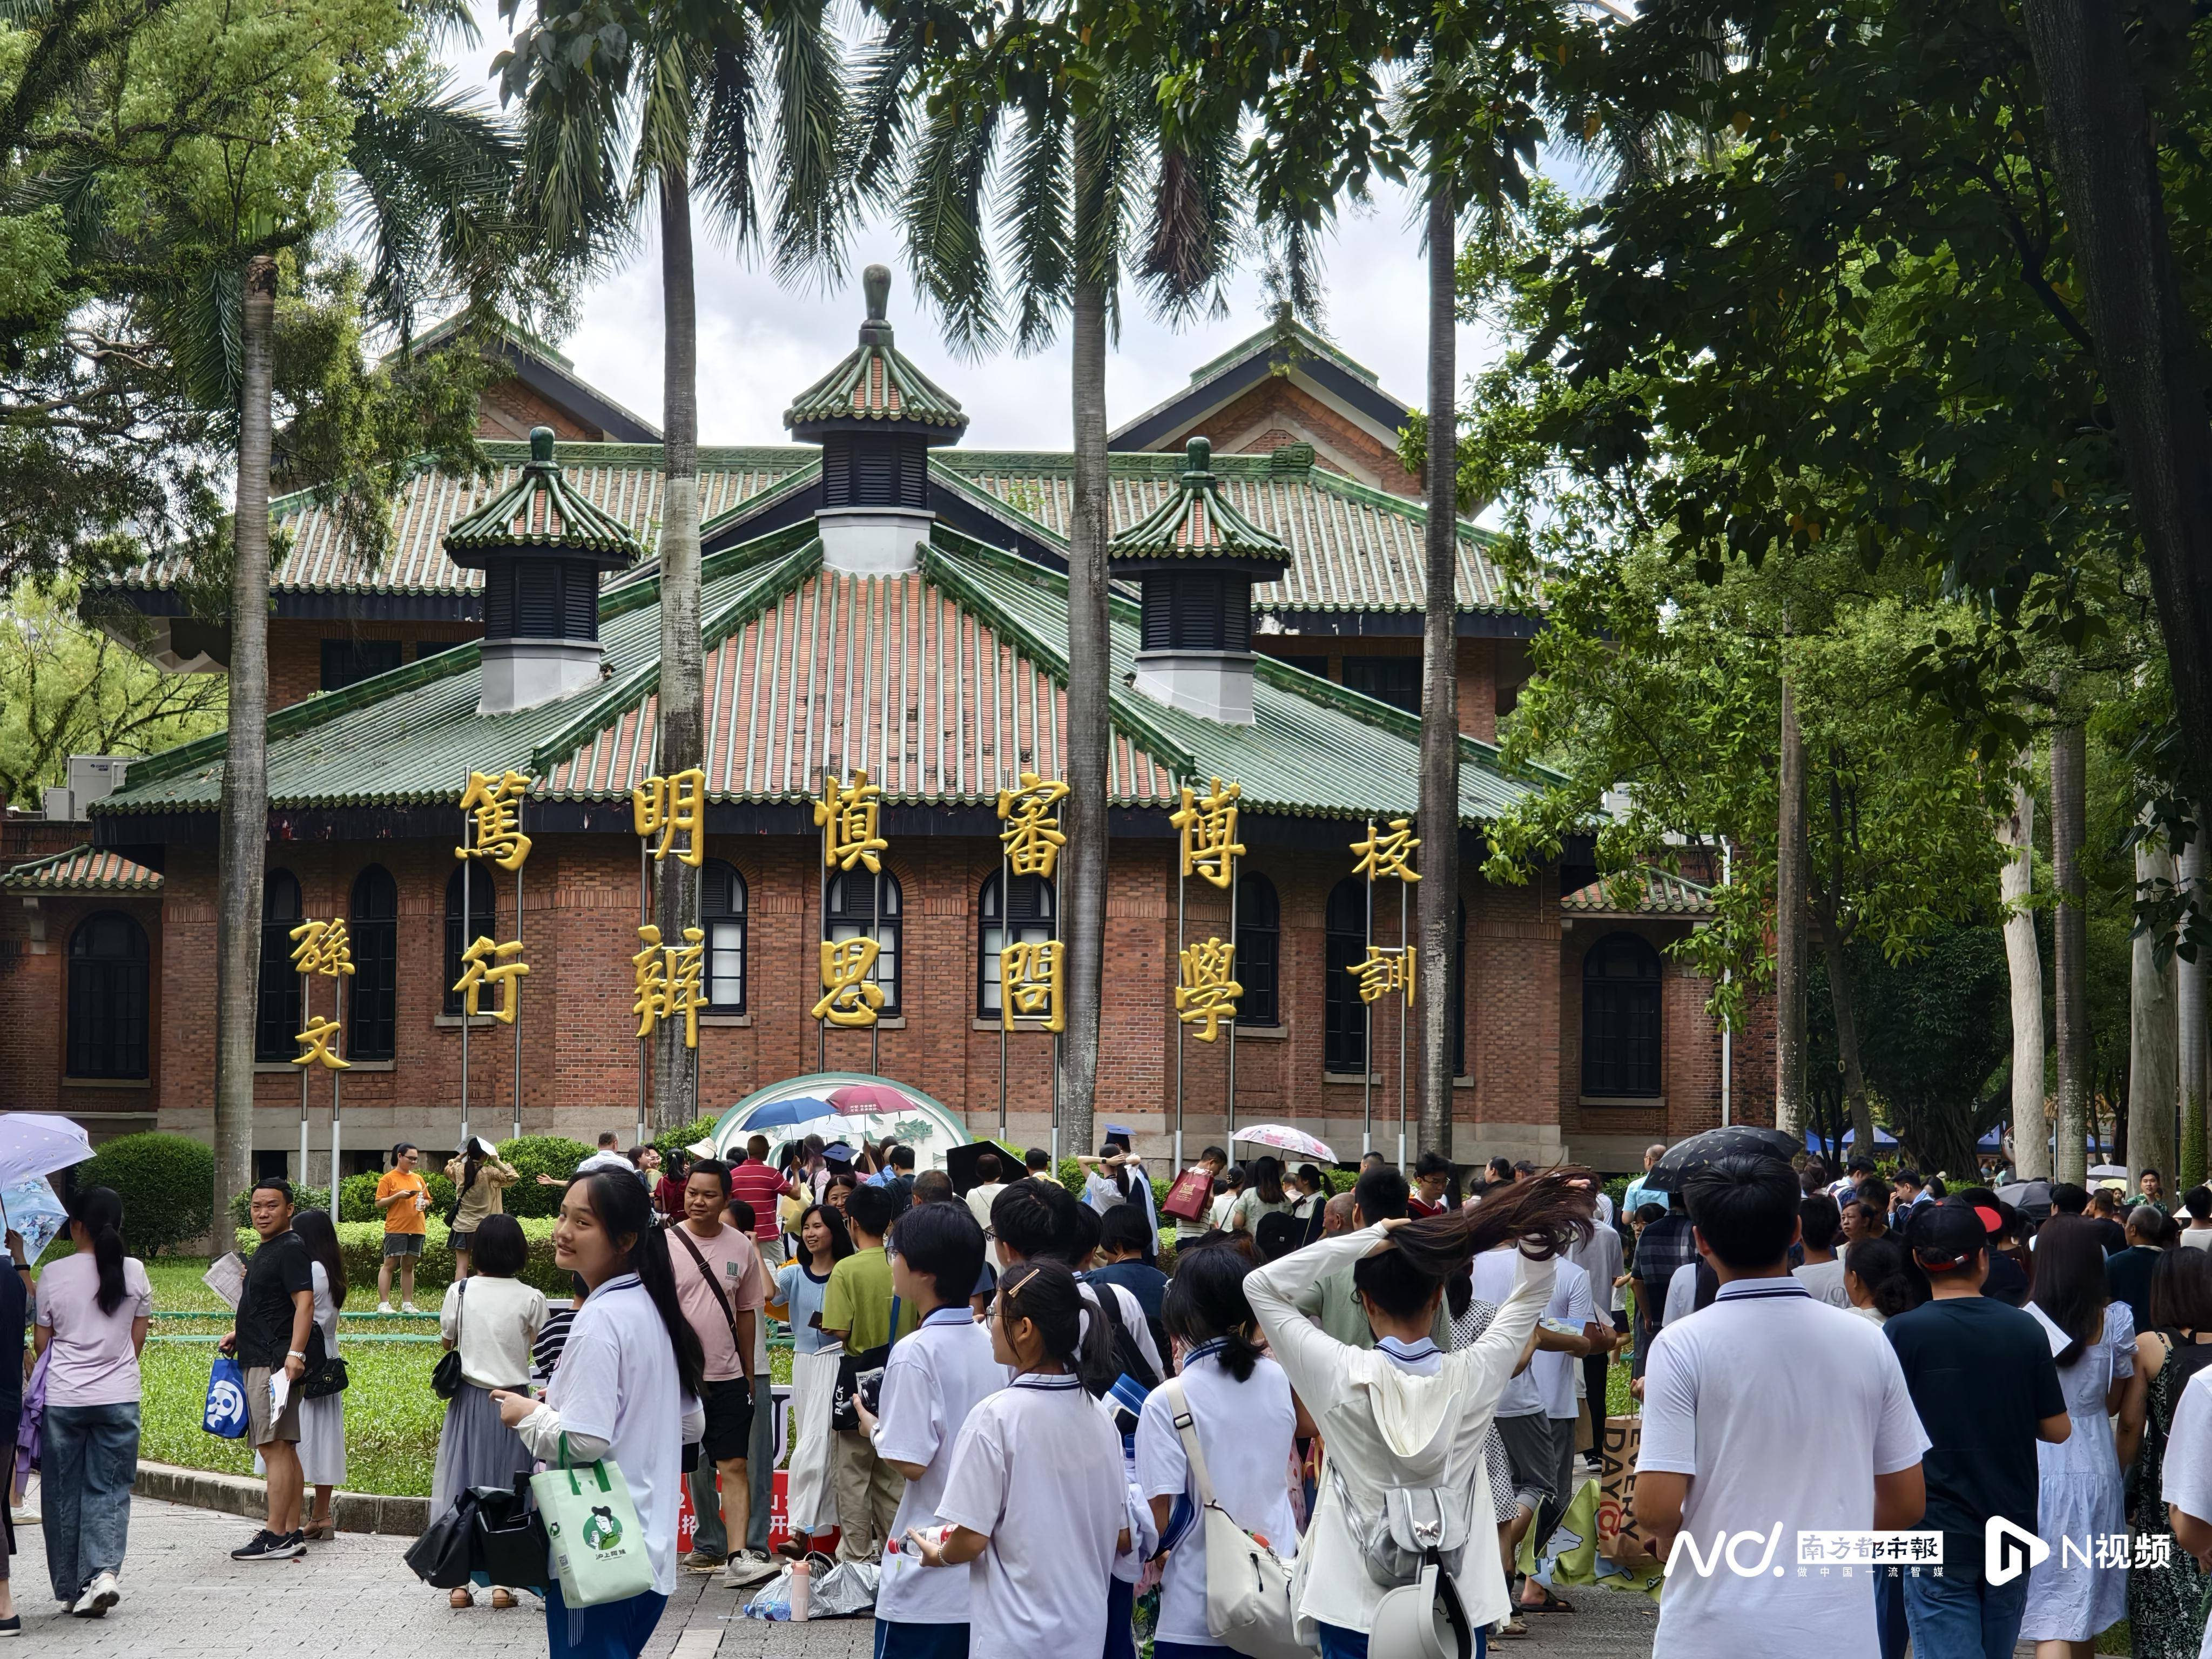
[1081, 1279, 1159, 1435]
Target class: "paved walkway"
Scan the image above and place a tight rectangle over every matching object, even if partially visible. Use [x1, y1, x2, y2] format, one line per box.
[6, 1494, 1670, 1657]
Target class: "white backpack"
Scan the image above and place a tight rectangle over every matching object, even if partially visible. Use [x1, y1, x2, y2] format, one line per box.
[1158, 1377, 1309, 1659]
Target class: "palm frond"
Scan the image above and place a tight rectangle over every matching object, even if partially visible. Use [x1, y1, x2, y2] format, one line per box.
[1070, 82, 1145, 349]
[1000, 98, 1071, 355]
[761, 0, 848, 284]
[630, 31, 703, 215]
[846, 28, 927, 209]
[1138, 98, 1243, 327]
[901, 95, 1003, 360]
[150, 258, 243, 415]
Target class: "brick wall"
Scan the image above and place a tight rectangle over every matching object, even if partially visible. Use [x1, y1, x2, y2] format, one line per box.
[266, 621, 483, 712]
[1254, 637, 1505, 742]
[1158, 379, 1421, 497]
[476, 375, 607, 443]
[0, 890, 163, 1139]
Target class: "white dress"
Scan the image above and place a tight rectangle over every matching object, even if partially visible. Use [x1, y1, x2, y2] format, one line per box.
[2020, 1302, 2135, 1641]
[255, 1262, 345, 1488]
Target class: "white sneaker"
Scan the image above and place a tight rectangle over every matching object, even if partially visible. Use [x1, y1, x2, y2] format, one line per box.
[400, 1302, 420, 1315]
[86, 1573, 118, 1614]
[716, 1548, 777, 1590]
[376, 1302, 393, 1315]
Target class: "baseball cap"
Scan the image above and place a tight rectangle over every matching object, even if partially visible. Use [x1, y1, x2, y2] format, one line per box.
[1909, 1202, 1989, 1270]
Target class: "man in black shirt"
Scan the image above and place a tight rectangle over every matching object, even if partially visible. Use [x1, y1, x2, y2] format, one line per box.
[217, 1179, 315, 1562]
[1884, 1203, 2069, 1658]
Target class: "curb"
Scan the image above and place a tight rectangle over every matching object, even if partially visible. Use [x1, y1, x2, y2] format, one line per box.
[132, 1460, 429, 1535]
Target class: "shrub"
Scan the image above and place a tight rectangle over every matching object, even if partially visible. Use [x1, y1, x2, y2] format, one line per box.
[77, 1134, 213, 1256]
[332, 1169, 458, 1224]
[226, 1183, 333, 1228]
[239, 1216, 571, 1298]
[494, 1135, 594, 1218]
[652, 1117, 721, 1169]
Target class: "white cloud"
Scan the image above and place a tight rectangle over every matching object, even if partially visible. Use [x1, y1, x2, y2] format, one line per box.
[446, 14, 1495, 449]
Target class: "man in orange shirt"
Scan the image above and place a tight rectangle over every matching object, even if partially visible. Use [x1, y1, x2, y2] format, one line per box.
[374, 1143, 431, 1312]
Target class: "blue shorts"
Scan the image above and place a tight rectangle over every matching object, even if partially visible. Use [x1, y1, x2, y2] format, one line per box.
[874, 1619, 970, 1659]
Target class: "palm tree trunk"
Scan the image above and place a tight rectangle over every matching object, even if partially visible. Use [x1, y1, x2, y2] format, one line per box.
[1999, 763, 2049, 1179]
[213, 254, 278, 1237]
[1056, 162, 1110, 1161]
[1774, 673, 1809, 1139]
[652, 161, 704, 1130]
[2052, 717, 2089, 1185]
[1815, 909, 1872, 1152]
[2180, 806, 2207, 1188]
[1415, 183, 1460, 1163]
[2130, 817, 2180, 1187]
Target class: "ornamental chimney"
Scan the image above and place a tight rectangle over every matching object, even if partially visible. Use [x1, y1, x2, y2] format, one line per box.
[1108, 437, 1291, 725]
[783, 264, 968, 574]
[442, 426, 643, 714]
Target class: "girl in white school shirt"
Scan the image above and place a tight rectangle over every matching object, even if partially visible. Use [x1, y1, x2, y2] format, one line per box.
[854, 1202, 1008, 1659]
[911, 1259, 1129, 1659]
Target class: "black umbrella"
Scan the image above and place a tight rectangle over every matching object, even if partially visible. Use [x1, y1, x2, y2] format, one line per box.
[945, 1138, 1023, 1196]
[1645, 1125, 1804, 1193]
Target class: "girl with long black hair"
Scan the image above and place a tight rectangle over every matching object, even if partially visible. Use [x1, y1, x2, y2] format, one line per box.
[33, 1185, 149, 1619]
[771, 1203, 852, 1560]
[915, 1259, 1129, 1659]
[1245, 1170, 1596, 1659]
[491, 1170, 706, 1658]
[445, 1135, 519, 1280]
[284, 1209, 347, 1540]
[1136, 1243, 1299, 1659]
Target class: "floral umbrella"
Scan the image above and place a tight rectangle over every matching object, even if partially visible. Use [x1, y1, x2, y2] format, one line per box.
[1232, 1124, 1337, 1163]
[828, 1083, 918, 1116]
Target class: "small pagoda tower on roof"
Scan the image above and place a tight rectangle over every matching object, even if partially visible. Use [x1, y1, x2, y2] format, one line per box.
[443, 425, 642, 714]
[784, 264, 968, 575]
[1108, 436, 1290, 725]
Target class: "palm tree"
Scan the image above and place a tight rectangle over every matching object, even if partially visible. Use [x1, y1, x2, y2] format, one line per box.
[853, 27, 1239, 1156]
[497, 0, 846, 1124]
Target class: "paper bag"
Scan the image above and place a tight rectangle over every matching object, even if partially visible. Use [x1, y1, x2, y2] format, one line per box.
[1161, 1166, 1213, 1223]
[1594, 1414, 1661, 1568]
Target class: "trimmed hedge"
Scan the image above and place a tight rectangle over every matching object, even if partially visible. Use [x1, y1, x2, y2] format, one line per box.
[238, 1217, 570, 1298]
[227, 1183, 333, 1226]
[494, 1135, 596, 1218]
[652, 1117, 721, 1169]
[333, 1169, 457, 1224]
[79, 1134, 213, 1256]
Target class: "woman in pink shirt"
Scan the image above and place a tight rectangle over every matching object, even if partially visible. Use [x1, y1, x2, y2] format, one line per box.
[34, 1186, 152, 1618]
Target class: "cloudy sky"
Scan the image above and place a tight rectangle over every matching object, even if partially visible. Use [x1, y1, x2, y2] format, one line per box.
[442, 16, 1499, 450]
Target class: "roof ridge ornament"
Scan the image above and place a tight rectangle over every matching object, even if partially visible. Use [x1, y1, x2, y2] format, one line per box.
[1109, 436, 1291, 576]
[444, 426, 645, 561]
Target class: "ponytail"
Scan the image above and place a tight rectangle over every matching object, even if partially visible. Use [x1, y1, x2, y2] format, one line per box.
[1163, 1240, 1265, 1383]
[69, 1186, 127, 1317]
[999, 1258, 1116, 1390]
[571, 1171, 706, 1399]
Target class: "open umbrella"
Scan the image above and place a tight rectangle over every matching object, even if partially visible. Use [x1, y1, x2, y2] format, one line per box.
[735, 1096, 838, 1132]
[828, 1083, 918, 1117]
[1644, 1125, 1802, 1194]
[1232, 1124, 1337, 1163]
[0, 1114, 92, 1191]
[1997, 1178, 2052, 1219]
[2086, 1164, 2128, 1180]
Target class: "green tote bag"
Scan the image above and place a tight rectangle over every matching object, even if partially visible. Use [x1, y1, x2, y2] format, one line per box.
[530, 1438, 654, 1607]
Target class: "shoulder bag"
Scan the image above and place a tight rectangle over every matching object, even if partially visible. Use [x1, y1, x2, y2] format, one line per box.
[1157, 1376, 1306, 1659]
[299, 1321, 348, 1399]
[671, 1225, 748, 1367]
[830, 1293, 900, 1431]
[431, 1280, 466, 1400]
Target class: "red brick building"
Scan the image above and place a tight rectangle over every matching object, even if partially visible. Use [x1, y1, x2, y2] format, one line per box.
[4, 282, 1767, 1177]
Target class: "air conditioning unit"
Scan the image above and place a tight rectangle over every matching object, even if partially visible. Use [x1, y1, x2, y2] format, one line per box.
[41, 787, 73, 822]
[67, 756, 129, 808]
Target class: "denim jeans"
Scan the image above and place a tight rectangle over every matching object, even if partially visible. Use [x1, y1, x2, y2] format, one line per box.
[1900, 1568, 2030, 1659]
[1874, 1568, 1908, 1659]
[42, 1400, 140, 1603]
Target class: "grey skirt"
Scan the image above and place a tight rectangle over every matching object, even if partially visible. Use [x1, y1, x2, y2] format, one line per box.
[431, 1381, 534, 1513]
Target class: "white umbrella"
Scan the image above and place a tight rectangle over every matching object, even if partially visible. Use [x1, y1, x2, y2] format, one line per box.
[2087, 1164, 2128, 1180]
[0, 1114, 92, 1191]
[1232, 1124, 1337, 1163]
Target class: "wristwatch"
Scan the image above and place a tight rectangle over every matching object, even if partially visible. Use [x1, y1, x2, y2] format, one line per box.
[287, 1350, 307, 1360]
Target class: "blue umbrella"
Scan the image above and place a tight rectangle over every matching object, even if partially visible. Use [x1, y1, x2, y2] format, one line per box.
[738, 1096, 838, 1131]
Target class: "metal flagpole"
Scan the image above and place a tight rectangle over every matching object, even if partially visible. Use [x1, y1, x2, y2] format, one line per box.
[331, 959, 343, 1192]
[998, 852, 1010, 1141]
[1720, 842, 1733, 1127]
[460, 824, 473, 1148]
[1397, 879, 1408, 1172]
[637, 837, 649, 1148]
[512, 858, 524, 1144]
[1175, 851, 1186, 1175]
[1362, 819, 1374, 1159]
[1051, 855, 1063, 1170]
[817, 781, 828, 1076]
[1225, 865, 1238, 1151]
[871, 857, 881, 1078]
[298, 961, 311, 1182]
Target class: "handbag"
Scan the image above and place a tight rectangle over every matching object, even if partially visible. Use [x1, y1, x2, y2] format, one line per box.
[530, 1435, 654, 1608]
[1330, 1465, 1472, 1587]
[1157, 1378, 1306, 1659]
[203, 1354, 249, 1439]
[1162, 1166, 1213, 1224]
[403, 1489, 482, 1589]
[473, 1476, 550, 1593]
[299, 1320, 347, 1399]
[431, 1280, 466, 1401]
[830, 1295, 899, 1432]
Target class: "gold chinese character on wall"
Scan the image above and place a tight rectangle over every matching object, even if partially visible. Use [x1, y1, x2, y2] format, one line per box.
[995, 773, 1069, 878]
[814, 769, 887, 874]
[453, 936, 529, 1024]
[457, 770, 534, 869]
[291, 1016, 349, 1070]
[287, 919, 356, 979]
[1350, 818, 1421, 884]
[632, 923, 709, 1048]
[1175, 937, 1242, 1042]
[999, 939, 1065, 1032]
[813, 938, 885, 1027]
[1171, 778, 1244, 889]
[632, 767, 707, 866]
[1347, 945, 1417, 1007]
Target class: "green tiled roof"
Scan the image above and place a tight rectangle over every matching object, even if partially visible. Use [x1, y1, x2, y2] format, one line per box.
[782, 267, 966, 436]
[1561, 867, 1714, 917]
[1108, 437, 1291, 576]
[444, 427, 644, 561]
[99, 520, 1548, 827]
[1, 845, 163, 893]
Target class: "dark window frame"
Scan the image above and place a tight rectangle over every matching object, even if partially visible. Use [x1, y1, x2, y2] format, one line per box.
[319, 638, 404, 692]
[255, 869, 304, 1060]
[976, 870, 1056, 1018]
[346, 865, 399, 1061]
[442, 866, 498, 1016]
[1235, 872, 1280, 1027]
[1581, 930, 1663, 1098]
[66, 910, 149, 1079]
[825, 868, 902, 1016]
[702, 859, 748, 1014]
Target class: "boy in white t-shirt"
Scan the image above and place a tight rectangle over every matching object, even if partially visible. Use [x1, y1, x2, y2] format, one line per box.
[857, 1199, 1010, 1659]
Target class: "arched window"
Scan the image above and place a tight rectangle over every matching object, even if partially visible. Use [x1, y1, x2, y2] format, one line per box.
[702, 860, 747, 1012]
[1235, 873, 1280, 1027]
[826, 869, 901, 1016]
[67, 911, 149, 1078]
[1582, 931, 1662, 1097]
[347, 866, 398, 1061]
[442, 866, 497, 1016]
[254, 869, 302, 1060]
[977, 871, 1055, 1018]
[1323, 878, 1368, 1073]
